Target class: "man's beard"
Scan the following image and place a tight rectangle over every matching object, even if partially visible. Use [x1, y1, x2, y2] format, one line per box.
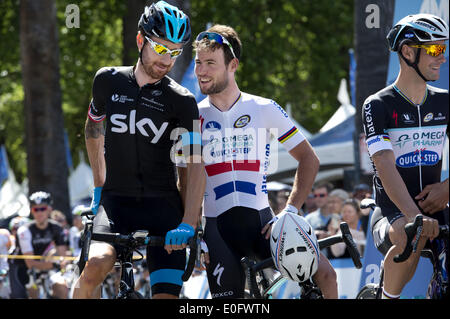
[140, 47, 172, 79]
[142, 60, 172, 79]
[199, 71, 229, 95]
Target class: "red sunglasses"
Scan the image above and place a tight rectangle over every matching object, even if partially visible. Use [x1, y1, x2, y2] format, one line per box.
[32, 206, 48, 212]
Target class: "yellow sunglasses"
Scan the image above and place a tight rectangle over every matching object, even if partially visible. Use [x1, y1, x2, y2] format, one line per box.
[409, 44, 447, 57]
[145, 36, 183, 58]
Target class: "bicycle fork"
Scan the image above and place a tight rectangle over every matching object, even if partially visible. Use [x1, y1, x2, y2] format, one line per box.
[117, 261, 136, 299]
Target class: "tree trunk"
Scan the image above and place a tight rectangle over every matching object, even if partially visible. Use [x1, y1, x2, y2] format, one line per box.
[20, 0, 71, 222]
[122, 0, 148, 66]
[353, 0, 395, 185]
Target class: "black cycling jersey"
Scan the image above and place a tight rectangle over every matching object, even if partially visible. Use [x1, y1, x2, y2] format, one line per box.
[88, 66, 199, 197]
[362, 84, 449, 215]
[13, 220, 67, 267]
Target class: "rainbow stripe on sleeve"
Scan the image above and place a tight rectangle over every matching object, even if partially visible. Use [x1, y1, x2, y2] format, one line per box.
[278, 126, 298, 144]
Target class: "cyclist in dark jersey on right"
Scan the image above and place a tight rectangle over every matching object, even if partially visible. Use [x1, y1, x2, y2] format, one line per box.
[362, 13, 448, 299]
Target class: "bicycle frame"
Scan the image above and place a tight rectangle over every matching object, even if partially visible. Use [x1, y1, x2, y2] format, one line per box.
[357, 199, 449, 299]
[77, 208, 200, 299]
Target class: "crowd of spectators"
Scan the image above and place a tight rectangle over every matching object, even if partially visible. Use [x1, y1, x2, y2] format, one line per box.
[268, 180, 372, 259]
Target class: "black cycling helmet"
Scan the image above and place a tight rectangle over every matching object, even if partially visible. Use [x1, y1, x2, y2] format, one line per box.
[29, 191, 53, 206]
[138, 1, 191, 44]
[386, 13, 449, 82]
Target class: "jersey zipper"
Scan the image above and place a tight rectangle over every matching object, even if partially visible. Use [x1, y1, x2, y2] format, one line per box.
[224, 112, 238, 206]
[417, 104, 423, 191]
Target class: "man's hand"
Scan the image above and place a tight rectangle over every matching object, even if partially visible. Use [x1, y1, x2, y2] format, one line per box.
[261, 204, 297, 239]
[164, 223, 195, 254]
[414, 180, 449, 214]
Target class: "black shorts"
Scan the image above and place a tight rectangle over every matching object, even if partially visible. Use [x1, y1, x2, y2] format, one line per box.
[94, 190, 186, 296]
[204, 206, 273, 299]
[371, 206, 448, 256]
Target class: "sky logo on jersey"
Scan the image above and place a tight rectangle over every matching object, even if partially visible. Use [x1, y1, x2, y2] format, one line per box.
[396, 150, 439, 168]
[205, 121, 221, 131]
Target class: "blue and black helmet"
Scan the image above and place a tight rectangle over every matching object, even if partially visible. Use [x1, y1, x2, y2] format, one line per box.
[138, 1, 191, 44]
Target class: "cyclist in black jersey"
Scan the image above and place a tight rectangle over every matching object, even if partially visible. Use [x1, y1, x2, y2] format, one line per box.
[362, 13, 449, 299]
[9, 191, 69, 298]
[72, 1, 205, 299]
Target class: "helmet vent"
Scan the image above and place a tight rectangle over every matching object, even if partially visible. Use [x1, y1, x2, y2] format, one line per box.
[167, 20, 174, 38]
[432, 33, 446, 39]
[178, 23, 186, 40]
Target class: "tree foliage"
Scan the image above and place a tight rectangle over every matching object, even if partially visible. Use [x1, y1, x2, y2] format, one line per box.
[0, 0, 353, 183]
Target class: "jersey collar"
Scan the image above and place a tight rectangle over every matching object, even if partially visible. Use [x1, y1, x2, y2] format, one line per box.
[393, 84, 428, 107]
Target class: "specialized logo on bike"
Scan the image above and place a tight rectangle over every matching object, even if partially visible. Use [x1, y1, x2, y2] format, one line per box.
[110, 110, 169, 143]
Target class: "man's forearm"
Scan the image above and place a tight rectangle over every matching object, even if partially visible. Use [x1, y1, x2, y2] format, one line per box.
[85, 117, 106, 187]
[181, 161, 205, 228]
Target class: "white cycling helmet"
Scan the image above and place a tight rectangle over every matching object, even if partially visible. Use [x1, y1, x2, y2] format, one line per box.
[387, 13, 449, 82]
[270, 212, 320, 282]
[387, 13, 449, 52]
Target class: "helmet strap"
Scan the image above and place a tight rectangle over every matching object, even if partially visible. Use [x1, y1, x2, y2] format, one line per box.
[400, 47, 431, 82]
[139, 38, 147, 65]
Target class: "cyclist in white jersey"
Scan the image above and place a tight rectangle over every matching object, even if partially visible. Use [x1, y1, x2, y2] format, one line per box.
[184, 24, 338, 299]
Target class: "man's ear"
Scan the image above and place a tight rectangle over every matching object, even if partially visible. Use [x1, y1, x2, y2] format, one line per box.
[400, 44, 417, 63]
[137, 32, 144, 49]
[228, 58, 239, 73]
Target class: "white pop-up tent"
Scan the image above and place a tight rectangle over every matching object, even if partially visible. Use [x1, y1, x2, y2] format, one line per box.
[268, 79, 356, 184]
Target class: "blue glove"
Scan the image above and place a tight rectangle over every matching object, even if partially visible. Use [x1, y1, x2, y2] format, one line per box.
[165, 223, 195, 246]
[90, 186, 102, 215]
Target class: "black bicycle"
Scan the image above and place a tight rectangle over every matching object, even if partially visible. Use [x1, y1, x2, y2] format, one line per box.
[77, 208, 201, 299]
[356, 198, 449, 299]
[241, 221, 362, 299]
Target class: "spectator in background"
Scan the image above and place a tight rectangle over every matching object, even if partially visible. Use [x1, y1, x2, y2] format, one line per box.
[0, 227, 12, 298]
[8, 216, 30, 254]
[301, 192, 317, 216]
[305, 181, 333, 235]
[69, 205, 85, 258]
[352, 183, 373, 235]
[327, 188, 350, 215]
[50, 210, 69, 230]
[329, 199, 366, 259]
[276, 189, 290, 214]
